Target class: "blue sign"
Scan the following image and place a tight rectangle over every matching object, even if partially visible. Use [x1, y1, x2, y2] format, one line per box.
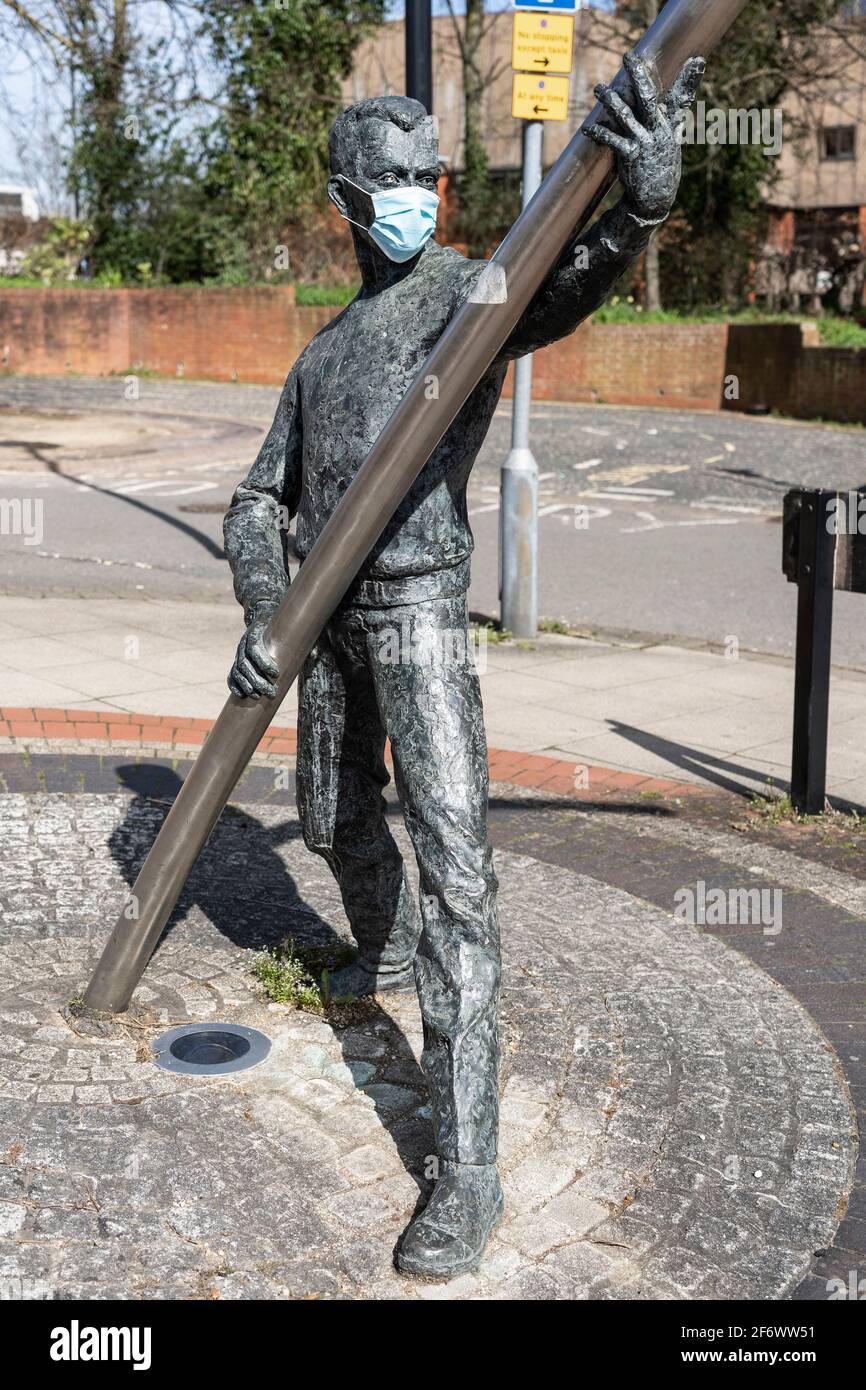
[513, 1, 579, 12]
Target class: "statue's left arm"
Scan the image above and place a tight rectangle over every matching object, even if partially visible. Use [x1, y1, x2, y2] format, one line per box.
[499, 52, 705, 361]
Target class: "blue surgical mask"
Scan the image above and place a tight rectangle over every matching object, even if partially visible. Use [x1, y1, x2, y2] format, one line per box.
[340, 178, 439, 263]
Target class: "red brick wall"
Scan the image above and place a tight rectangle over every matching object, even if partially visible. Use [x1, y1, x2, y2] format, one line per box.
[0, 285, 335, 386]
[0, 288, 131, 376]
[1, 286, 864, 424]
[509, 321, 730, 411]
[125, 289, 337, 385]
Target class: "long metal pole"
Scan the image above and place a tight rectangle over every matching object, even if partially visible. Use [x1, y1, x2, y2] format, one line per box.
[406, 0, 433, 112]
[84, 0, 753, 1013]
[501, 118, 543, 639]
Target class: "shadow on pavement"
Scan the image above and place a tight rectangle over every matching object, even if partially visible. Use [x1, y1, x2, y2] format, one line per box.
[606, 719, 781, 800]
[0, 434, 226, 561]
[607, 718, 866, 814]
[107, 763, 431, 1190]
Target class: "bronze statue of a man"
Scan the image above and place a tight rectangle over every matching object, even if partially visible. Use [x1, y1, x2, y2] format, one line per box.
[224, 51, 702, 1279]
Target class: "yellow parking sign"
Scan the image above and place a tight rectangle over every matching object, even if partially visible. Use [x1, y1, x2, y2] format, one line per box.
[512, 12, 574, 76]
[511, 73, 570, 122]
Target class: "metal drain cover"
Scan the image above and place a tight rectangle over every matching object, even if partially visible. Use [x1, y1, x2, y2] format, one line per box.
[153, 1023, 271, 1076]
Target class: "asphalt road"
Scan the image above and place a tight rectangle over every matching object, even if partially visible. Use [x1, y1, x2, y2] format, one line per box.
[1, 375, 865, 666]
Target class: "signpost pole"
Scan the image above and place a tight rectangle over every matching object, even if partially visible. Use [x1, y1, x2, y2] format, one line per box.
[501, 117, 543, 639]
[406, 0, 433, 112]
[502, 0, 577, 638]
[83, 0, 754, 1015]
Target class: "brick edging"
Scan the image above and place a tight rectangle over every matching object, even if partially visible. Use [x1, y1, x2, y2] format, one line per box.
[0, 706, 700, 801]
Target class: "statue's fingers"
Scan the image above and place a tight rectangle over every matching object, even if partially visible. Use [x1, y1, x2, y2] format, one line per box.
[665, 56, 706, 117]
[586, 123, 635, 159]
[228, 664, 255, 698]
[236, 653, 275, 698]
[623, 51, 659, 129]
[247, 631, 280, 681]
[593, 84, 648, 143]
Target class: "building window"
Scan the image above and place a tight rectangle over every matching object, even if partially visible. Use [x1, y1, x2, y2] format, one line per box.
[821, 126, 856, 161]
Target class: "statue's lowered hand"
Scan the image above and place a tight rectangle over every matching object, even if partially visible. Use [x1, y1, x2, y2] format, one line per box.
[228, 602, 280, 700]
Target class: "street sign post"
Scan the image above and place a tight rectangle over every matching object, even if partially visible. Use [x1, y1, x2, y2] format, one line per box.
[512, 12, 575, 75]
[503, 3, 576, 638]
[781, 489, 866, 813]
[511, 72, 570, 121]
[513, 0, 578, 12]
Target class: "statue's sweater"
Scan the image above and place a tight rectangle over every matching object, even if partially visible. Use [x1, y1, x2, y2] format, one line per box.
[224, 199, 661, 620]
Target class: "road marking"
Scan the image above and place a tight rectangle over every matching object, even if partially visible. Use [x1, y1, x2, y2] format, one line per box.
[583, 491, 633, 500]
[155, 481, 221, 498]
[75, 473, 144, 487]
[578, 462, 690, 489]
[188, 460, 247, 473]
[573, 458, 602, 470]
[690, 499, 772, 515]
[538, 503, 571, 516]
[113, 478, 181, 494]
[620, 511, 738, 534]
[35, 550, 153, 569]
[468, 501, 500, 516]
[596, 486, 675, 497]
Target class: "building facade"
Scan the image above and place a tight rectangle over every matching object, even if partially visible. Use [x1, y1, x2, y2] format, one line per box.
[345, 6, 866, 310]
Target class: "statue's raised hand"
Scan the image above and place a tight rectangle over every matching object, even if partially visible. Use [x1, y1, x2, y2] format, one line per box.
[587, 51, 705, 223]
[228, 601, 280, 700]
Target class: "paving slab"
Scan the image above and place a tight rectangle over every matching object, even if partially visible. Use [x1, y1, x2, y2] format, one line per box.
[0, 758, 862, 1300]
[2, 597, 866, 803]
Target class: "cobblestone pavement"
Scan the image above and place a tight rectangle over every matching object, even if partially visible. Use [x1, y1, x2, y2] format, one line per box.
[0, 756, 862, 1300]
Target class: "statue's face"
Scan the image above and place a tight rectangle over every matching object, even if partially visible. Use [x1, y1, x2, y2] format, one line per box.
[329, 117, 439, 237]
[351, 117, 439, 197]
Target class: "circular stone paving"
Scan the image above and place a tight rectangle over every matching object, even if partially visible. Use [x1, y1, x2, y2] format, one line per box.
[0, 790, 856, 1300]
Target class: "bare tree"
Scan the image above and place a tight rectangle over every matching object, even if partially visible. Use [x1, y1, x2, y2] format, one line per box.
[444, 0, 511, 254]
[0, 2, 206, 253]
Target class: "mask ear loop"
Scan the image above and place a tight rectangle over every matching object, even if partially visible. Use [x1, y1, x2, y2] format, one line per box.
[335, 175, 374, 231]
[335, 175, 440, 230]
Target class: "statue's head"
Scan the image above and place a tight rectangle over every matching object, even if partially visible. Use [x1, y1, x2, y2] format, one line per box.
[327, 96, 440, 264]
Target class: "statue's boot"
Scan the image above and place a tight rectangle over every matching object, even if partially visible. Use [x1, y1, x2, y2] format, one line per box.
[397, 1162, 503, 1279]
[326, 958, 415, 997]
